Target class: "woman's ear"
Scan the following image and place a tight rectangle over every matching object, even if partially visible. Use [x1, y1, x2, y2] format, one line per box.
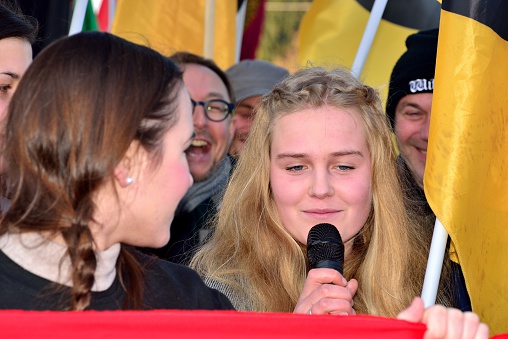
[114, 156, 133, 188]
[114, 140, 145, 188]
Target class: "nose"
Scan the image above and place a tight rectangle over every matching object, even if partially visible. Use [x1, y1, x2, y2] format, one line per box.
[421, 113, 431, 141]
[309, 169, 334, 198]
[193, 104, 208, 129]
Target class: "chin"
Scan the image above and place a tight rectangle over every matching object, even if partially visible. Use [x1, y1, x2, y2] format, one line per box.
[149, 235, 171, 249]
[190, 168, 213, 183]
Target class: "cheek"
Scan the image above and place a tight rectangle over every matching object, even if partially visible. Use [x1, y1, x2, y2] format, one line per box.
[270, 168, 292, 207]
[236, 116, 250, 129]
[270, 169, 300, 229]
[0, 100, 8, 120]
[395, 120, 418, 145]
[211, 123, 231, 149]
[167, 158, 192, 198]
[351, 181, 372, 228]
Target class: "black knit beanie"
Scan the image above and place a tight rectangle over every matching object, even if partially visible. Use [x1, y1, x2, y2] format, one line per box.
[386, 28, 438, 130]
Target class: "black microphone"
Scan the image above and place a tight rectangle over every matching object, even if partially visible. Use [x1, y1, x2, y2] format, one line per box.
[306, 223, 344, 274]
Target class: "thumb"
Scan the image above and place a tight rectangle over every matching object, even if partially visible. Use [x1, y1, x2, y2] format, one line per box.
[397, 297, 425, 323]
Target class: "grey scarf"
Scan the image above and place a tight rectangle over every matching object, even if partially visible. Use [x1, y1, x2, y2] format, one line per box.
[175, 156, 232, 215]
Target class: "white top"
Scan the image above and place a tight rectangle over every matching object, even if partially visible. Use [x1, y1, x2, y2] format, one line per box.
[0, 232, 120, 291]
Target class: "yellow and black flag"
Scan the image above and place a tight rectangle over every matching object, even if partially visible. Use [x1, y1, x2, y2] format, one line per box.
[425, 0, 508, 334]
[298, 0, 440, 101]
[111, 0, 237, 69]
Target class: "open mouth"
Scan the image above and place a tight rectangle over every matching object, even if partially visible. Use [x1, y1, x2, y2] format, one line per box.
[187, 139, 211, 156]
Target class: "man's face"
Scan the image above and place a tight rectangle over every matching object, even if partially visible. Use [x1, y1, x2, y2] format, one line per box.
[229, 95, 262, 157]
[183, 64, 234, 182]
[394, 93, 433, 188]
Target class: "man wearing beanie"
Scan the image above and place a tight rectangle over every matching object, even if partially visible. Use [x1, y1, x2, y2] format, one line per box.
[226, 59, 289, 159]
[387, 28, 438, 224]
[387, 28, 471, 312]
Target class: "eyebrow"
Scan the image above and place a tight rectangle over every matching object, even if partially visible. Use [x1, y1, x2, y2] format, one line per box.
[1, 72, 19, 79]
[205, 92, 228, 101]
[400, 102, 424, 110]
[275, 150, 363, 160]
[237, 102, 255, 109]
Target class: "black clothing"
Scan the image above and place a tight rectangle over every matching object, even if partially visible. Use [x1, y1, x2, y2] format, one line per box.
[0, 249, 234, 311]
[142, 197, 215, 265]
[141, 156, 234, 265]
[396, 155, 434, 221]
[396, 156, 471, 312]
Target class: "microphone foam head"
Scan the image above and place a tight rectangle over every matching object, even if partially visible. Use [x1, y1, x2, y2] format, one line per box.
[307, 223, 344, 272]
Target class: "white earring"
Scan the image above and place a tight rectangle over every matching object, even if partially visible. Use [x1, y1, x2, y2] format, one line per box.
[126, 177, 134, 185]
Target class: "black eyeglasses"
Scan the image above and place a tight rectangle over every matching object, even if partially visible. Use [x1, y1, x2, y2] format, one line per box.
[191, 99, 235, 122]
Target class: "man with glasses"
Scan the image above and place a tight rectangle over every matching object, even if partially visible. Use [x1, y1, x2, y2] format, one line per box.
[141, 52, 235, 265]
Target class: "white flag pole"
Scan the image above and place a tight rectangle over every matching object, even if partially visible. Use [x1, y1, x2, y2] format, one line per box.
[69, 0, 89, 36]
[108, 0, 116, 32]
[351, 0, 389, 79]
[421, 217, 449, 307]
[204, 0, 216, 59]
[235, 0, 248, 63]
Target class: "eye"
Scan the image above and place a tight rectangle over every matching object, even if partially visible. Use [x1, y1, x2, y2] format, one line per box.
[0, 85, 12, 93]
[337, 165, 354, 171]
[286, 165, 306, 172]
[207, 101, 227, 113]
[403, 111, 425, 120]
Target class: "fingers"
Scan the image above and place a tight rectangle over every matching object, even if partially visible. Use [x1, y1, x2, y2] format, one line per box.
[421, 305, 489, 339]
[294, 268, 356, 315]
[296, 282, 354, 315]
[397, 297, 489, 339]
[462, 312, 489, 339]
[474, 323, 489, 339]
[298, 268, 348, 300]
[460, 312, 480, 339]
[397, 297, 425, 323]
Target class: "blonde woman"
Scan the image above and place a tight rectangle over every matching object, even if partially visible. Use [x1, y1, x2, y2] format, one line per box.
[191, 67, 487, 338]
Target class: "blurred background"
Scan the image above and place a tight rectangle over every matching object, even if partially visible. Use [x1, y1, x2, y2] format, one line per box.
[17, 0, 440, 101]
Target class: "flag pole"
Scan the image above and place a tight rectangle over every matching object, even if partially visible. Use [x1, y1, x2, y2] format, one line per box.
[235, 0, 248, 63]
[108, 0, 116, 32]
[351, 0, 389, 79]
[69, 0, 89, 35]
[204, 0, 216, 59]
[421, 217, 449, 307]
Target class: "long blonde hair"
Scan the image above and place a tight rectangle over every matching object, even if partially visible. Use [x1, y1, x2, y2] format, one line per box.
[191, 67, 451, 316]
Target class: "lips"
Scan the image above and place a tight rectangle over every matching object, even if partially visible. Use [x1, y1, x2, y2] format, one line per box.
[303, 209, 341, 219]
[415, 147, 427, 160]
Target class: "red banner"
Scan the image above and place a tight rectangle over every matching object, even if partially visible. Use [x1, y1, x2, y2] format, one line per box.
[0, 310, 426, 338]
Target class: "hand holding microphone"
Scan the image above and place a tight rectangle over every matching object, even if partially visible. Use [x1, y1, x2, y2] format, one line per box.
[294, 223, 358, 315]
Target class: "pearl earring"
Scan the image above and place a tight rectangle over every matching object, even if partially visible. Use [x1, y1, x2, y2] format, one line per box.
[126, 177, 134, 185]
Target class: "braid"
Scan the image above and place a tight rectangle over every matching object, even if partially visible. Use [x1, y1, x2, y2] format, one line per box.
[61, 200, 97, 311]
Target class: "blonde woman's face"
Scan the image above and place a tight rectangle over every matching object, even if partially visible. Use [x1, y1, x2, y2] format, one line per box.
[269, 106, 372, 257]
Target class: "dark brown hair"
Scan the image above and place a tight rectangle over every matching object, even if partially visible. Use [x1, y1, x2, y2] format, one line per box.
[1, 31, 183, 310]
[170, 51, 235, 103]
[0, 1, 38, 43]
